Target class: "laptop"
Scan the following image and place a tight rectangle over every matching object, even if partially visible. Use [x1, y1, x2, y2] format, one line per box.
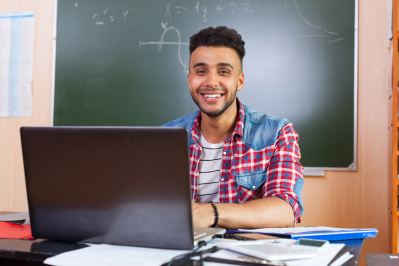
[20, 126, 224, 250]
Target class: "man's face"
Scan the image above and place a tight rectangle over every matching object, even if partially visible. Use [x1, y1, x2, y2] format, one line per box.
[188, 46, 244, 118]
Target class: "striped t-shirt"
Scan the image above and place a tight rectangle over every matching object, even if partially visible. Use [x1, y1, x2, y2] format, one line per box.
[197, 134, 223, 203]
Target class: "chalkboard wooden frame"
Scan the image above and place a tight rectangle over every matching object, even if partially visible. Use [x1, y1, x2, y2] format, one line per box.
[53, 0, 358, 171]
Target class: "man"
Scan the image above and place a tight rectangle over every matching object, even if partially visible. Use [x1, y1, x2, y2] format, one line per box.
[164, 26, 304, 229]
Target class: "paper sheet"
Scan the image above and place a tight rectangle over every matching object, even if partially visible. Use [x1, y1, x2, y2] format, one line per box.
[44, 244, 189, 266]
[210, 239, 345, 266]
[329, 252, 353, 266]
[44, 238, 348, 266]
[0, 12, 35, 117]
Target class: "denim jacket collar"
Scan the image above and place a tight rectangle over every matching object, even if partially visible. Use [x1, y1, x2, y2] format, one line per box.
[162, 100, 289, 150]
[190, 99, 245, 145]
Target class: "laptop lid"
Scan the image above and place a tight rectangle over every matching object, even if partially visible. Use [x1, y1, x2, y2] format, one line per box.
[20, 126, 194, 250]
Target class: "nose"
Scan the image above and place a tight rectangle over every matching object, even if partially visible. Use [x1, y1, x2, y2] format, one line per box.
[205, 70, 219, 89]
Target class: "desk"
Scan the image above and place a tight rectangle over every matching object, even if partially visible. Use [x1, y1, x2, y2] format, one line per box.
[0, 238, 358, 266]
[367, 253, 399, 266]
[0, 239, 86, 266]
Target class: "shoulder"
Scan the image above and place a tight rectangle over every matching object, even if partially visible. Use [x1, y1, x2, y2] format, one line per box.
[242, 105, 291, 149]
[162, 111, 199, 131]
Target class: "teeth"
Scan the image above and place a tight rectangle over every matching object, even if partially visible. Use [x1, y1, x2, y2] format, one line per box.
[204, 94, 221, 98]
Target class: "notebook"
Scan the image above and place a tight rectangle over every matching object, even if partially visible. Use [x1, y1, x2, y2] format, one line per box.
[20, 126, 223, 250]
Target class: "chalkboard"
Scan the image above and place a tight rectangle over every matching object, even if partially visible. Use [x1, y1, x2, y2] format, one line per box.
[54, 0, 357, 169]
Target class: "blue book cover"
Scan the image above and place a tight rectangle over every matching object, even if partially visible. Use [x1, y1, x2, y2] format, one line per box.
[227, 226, 378, 241]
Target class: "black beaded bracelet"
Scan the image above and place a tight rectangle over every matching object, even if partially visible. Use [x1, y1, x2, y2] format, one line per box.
[210, 202, 219, 228]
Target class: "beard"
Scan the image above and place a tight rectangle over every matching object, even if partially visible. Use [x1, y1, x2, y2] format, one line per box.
[190, 88, 238, 117]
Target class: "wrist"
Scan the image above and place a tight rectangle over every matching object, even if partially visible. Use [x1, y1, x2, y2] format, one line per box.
[210, 202, 219, 227]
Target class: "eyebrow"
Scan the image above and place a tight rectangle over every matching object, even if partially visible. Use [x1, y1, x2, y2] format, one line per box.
[217, 63, 233, 69]
[192, 62, 207, 68]
[192, 62, 234, 69]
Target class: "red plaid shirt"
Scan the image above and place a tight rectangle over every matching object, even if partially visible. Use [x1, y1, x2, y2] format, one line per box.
[189, 103, 304, 222]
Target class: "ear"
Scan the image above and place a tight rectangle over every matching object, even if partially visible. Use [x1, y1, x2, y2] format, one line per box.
[237, 72, 244, 91]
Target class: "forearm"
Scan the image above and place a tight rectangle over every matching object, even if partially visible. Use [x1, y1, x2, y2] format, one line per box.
[218, 197, 295, 229]
[192, 197, 295, 229]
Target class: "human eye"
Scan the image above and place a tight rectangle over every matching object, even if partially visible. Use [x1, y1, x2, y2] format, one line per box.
[195, 68, 207, 75]
[218, 68, 231, 76]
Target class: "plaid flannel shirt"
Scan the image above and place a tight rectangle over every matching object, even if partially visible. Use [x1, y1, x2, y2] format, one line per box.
[165, 101, 304, 222]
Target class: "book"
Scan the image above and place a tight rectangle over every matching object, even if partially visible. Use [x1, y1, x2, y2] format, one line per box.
[227, 226, 378, 241]
[0, 222, 33, 240]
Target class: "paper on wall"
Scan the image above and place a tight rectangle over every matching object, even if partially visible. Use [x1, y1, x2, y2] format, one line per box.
[0, 12, 35, 117]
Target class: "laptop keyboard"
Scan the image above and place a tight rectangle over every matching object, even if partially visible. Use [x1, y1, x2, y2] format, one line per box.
[193, 228, 226, 245]
[193, 232, 208, 241]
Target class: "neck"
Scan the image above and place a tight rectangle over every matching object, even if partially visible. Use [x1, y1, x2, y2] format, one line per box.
[200, 100, 238, 143]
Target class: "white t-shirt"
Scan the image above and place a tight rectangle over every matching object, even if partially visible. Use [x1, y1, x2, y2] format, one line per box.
[197, 134, 223, 203]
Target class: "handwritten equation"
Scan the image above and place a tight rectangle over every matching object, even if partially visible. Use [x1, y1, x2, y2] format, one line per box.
[91, 8, 129, 25]
[164, 1, 254, 23]
[74, 1, 129, 26]
[72, 1, 254, 26]
[72, 0, 343, 44]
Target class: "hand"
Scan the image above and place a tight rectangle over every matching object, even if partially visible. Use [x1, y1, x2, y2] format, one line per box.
[191, 202, 214, 228]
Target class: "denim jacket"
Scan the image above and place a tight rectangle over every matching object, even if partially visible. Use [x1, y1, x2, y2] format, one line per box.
[163, 102, 304, 220]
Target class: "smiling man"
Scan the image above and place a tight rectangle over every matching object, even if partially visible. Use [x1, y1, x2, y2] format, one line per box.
[164, 26, 304, 229]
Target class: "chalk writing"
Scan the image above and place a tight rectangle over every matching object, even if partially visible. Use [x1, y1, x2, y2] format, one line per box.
[202, 5, 208, 23]
[242, 3, 254, 14]
[328, 38, 343, 43]
[292, 0, 343, 42]
[75, 0, 341, 43]
[122, 9, 129, 22]
[139, 23, 188, 69]
[161, 1, 253, 22]
[164, 2, 172, 20]
[195, 2, 200, 14]
[91, 8, 130, 26]
[229, 2, 238, 15]
[175, 6, 186, 15]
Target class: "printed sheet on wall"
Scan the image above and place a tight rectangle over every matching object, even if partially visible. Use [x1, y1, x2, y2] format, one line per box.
[0, 12, 35, 117]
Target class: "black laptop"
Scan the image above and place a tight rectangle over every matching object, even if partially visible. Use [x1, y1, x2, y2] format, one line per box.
[20, 127, 223, 250]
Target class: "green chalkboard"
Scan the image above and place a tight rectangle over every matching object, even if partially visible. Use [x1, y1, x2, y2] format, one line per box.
[54, 0, 356, 169]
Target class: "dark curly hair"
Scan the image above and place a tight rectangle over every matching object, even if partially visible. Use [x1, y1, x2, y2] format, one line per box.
[189, 26, 246, 62]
